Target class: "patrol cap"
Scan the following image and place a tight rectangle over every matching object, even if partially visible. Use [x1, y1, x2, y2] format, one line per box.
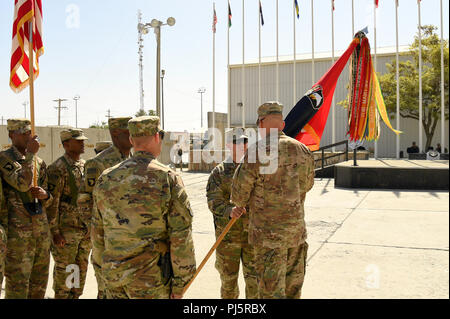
[7, 118, 31, 133]
[108, 117, 132, 130]
[60, 128, 88, 143]
[128, 116, 163, 137]
[95, 141, 112, 153]
[225, 128, 248, 144]
[257, 101, 283, 119]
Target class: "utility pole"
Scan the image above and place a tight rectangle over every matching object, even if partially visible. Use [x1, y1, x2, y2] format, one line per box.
[106, 109, 112, 120]
[137, 10, 145, 112]
[198, 88, 206, 129]
[23, 101, 29, 118]
[1, 116, 4, 125]
[53, 99, 68, 126]
[73, 95, 80, 128]
[161, 69, 165, 130]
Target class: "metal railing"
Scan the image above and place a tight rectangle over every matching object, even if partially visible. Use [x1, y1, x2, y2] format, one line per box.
[313, 140, 349, 171]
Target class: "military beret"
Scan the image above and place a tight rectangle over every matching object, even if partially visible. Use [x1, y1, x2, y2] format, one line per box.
[95, 141, 112, 153]
[257, 101, 283, 119]
[60, 128, 88, 143]
[225, 128, 248, 144]
[128, 116, 163, 137]
[108, 117, 132, 130]
[7, 118, 31, 133]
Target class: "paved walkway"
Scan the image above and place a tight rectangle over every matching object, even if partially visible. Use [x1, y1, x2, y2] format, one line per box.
[1, 173, 448, 299]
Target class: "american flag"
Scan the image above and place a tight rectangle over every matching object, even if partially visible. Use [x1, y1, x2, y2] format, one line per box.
[375, 0, 379, 8]
[10, 0, 44, 93]
[212, 7, 217, 33]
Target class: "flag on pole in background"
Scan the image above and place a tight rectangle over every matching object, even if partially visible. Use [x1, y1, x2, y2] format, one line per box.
[396, 0, 399, 6]
[10, 0, 44, 93]
[375, 0, 379, 8]
[332, 0, 335, 11]
[228, 1, 232, 27]
[294, 0, 300, 19]
[213, 7, 217, 33]
[259, 0, 264, 26]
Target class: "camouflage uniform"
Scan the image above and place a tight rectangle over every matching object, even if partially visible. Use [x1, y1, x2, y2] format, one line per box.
[231, 102, 315, 299]
[92, 116, 196, 299]
[47, 129, 89, 299]
[1, 146, 35, 297]
[94, 141, 112, 155]
[207, 158, 257, 299]
[2, 119, 53, 299]
[77, 117, 131, 299]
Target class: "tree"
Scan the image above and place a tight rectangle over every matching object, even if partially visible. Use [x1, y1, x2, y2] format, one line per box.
[89, 121, 108, 129]
[135, 109, 156, 117]
[379, 25, 449, 151]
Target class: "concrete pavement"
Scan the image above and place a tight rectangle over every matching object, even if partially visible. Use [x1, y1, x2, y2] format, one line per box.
[1, 173, 448, 299]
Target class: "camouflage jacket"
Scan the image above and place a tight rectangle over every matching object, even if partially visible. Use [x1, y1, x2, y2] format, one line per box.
[231, 131, 315, 249]
[0, 150, 35, 234]
[47, 154, 86, 236]
[92, 151, 196, 295]
[1, 146, 52, 238]
[206, 159, 250, 245]
[77, 145, 129, 214]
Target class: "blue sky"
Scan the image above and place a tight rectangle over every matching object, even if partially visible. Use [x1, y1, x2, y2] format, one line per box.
[0, 0, 448, 131]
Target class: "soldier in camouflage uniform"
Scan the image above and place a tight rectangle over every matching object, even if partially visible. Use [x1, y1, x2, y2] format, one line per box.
[47, 128, 89, 299]
[2, 119, 53, 299]
[206, 129, 257, 299]
[92, 116, 196, 299]
[1, 134, 39, 297]
[94, 141, 112, 155]
[231, 102, 315, 299]
[77, 117, 132, 299]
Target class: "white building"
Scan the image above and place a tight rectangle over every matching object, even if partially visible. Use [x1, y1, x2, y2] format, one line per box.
[229, 46, 448, 158]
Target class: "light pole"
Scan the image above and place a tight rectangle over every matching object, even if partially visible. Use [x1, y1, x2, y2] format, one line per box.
[73, 95, 80, 128]
[22, 101, 29, 118]
[138, 17, 176, 118]
[198, 88, 206, 129]
[161, 69, 165, 130]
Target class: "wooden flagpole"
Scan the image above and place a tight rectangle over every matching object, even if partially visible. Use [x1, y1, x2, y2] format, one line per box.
[182, 216, 238, 295]
[28, 19, 37, 188]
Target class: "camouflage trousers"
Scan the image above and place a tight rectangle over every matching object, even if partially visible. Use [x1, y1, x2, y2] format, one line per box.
[5, 227, 51, 299]
[105, 275, 171, 299]
[215, 241, 258, 299]
[51, 229, 91, 299]
[91, 256, 106, 299]
[254, 242, 308, 299]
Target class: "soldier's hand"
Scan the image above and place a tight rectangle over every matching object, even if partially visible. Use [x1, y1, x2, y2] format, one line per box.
[230, 206, 246, 219]
[170, 293, 183, 299]
[30, 186, 49, 200]
[53, 234, 66, 248]
[26, 135, 40, 154]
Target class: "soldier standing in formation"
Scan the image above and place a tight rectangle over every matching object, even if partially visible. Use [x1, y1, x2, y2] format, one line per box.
[1, 119, 53, 299]
[92, 116, 196, 299]
[77, 117, 132, 299]
[206, 128, 257, 299]
[46, 129, 89, 299]
[231, 102, 315, 299]
[0, 127, 39, 297]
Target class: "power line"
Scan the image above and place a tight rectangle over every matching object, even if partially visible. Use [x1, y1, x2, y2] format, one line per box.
[53, 99, 68, 126]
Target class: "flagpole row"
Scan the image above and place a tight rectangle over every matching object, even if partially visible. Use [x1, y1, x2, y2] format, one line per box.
[242, 0, 245, 129]
[396, 0, 400, 159]
[311, 0, 315, 86]
[276, 0, 279, 101]
[293, 0, 296, 107]
[418, 0, 423, 153]
[441, 0, 445, 153]
[331, 0, 336, 150]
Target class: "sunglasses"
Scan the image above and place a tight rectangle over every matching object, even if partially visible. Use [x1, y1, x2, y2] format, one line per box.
[158, 130, 165, 140]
